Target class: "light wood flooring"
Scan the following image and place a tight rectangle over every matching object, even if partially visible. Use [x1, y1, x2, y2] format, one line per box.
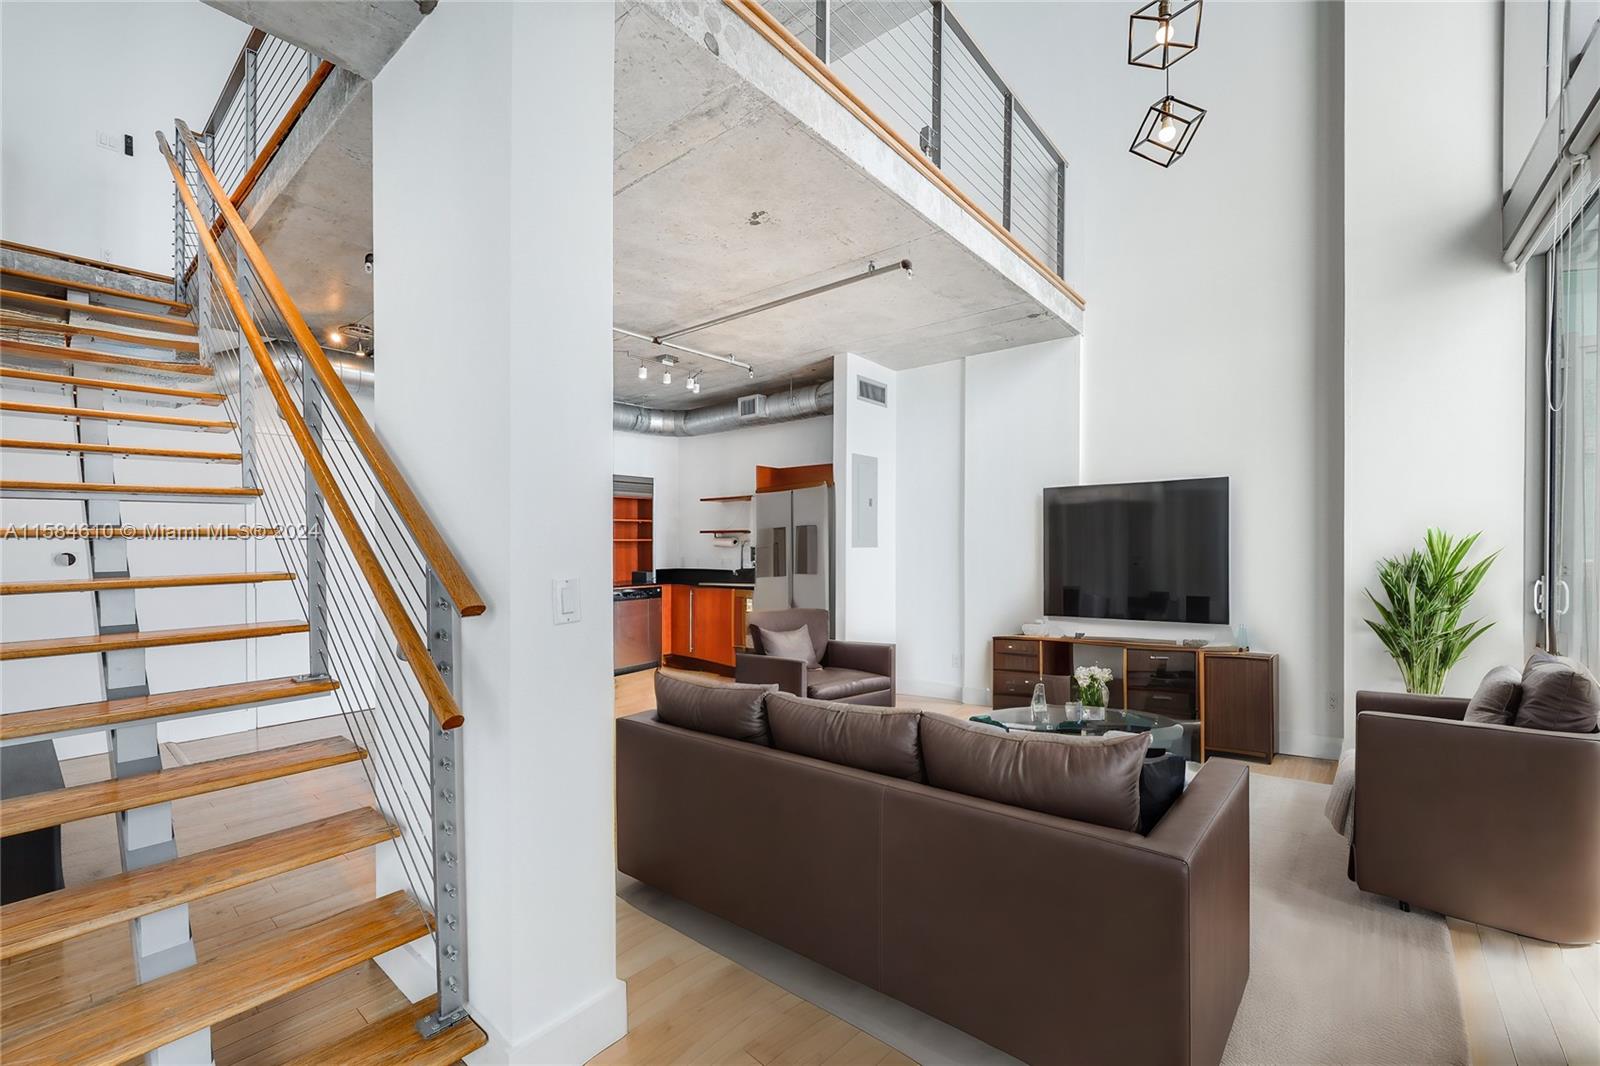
[5, 677, 1593, 1065]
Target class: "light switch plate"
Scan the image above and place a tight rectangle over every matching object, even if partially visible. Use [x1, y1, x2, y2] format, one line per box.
[552, 577, 581, 625]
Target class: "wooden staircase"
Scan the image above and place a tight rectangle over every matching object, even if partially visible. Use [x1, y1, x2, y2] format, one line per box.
[0, 246, 486, 1063]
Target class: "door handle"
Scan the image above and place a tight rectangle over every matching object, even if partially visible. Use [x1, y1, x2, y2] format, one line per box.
[688, 588, 695, 651]
[1557, 578, 1572, 616]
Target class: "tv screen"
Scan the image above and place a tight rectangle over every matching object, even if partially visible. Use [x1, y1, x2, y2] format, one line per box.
[1043, 477, 1229, 624]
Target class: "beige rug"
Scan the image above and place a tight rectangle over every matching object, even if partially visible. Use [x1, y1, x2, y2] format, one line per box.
[1220, 773, 1468, 1065]
[621, 772, 1469, 1065]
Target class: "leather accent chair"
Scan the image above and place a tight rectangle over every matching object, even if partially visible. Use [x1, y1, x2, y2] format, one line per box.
[1354, 691, 1600, 944]
[736, 608, 896, 707]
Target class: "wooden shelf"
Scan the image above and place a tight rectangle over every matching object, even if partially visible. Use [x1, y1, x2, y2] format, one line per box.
[615, 538, 650, 543]
[613, 494, 654, 584]
[700, 529, 750, 535]
[700, 494, 752, 503]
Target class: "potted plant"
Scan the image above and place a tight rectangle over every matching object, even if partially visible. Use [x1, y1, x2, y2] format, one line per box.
[1364, 528, 1497, 695]
[1073, 665, 1113, 717]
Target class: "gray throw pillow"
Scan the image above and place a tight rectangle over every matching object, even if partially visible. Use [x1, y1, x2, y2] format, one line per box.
[1464, 665, 1522, 725]
[758, 625, 819, 667]
[654, 669, 776, 745]
[1514, 653, 1600, 733]
[767, 692, 924, 781]
[920, 715, 1150, 832]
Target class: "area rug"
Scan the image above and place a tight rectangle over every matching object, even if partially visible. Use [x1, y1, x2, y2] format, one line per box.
[618, 772, 1469, 1065]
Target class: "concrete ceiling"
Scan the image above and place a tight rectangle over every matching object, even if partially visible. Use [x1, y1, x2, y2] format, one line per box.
[611, 1, 1071, 411]
[202, 1, 424, 80]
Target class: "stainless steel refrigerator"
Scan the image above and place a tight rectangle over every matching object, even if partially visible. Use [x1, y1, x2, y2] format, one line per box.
[753, 484, 835, 626]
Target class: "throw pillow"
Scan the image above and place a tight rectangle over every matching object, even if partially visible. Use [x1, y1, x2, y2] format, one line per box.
[758, 625, 819, 667]
[919, 714, 1150, 832]
[766, 692, 924, 781]
[1515, 653, 1600, 733]
[1138, 752, 1187, 835]
[1464, 665, 1523, 725]
[654, 669, 776, 745]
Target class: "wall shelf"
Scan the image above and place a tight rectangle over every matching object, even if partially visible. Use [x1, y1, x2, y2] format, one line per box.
[700, 529, 750, 535]
[700, 494, 753, 503]
[613, 495, 653, 585]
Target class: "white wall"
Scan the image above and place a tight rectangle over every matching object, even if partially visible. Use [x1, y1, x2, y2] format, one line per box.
[895, 361, 964, 698]
[1343, 1, 1527, 738]
[958, 1, 1345, 755]
[374, 2, 624, 1060]
[834, 353, 898, 642]
[0, 1, 242, 273]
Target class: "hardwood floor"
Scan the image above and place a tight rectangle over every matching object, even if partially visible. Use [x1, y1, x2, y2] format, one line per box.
[6, 676, 1591, 1064]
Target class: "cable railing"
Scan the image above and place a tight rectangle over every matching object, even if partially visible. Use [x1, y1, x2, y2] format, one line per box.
[755, 0, 1067, 279]
[161, 120, 480, 1040]
[175, 29, 335, 302]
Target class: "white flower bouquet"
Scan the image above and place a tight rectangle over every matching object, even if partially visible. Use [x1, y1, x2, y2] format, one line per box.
[1073, 665, 1113, 708]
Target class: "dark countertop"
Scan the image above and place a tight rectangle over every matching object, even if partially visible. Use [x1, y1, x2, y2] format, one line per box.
[654, 567, 755, 587]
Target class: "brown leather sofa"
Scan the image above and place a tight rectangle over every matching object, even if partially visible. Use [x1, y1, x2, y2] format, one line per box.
[617, 709, 1251, 1065]
[1354, 691, 1600, 944]
[735, 607, 896, 706]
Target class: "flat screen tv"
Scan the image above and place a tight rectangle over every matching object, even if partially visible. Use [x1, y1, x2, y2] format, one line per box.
[1043, 477, 1229, 624]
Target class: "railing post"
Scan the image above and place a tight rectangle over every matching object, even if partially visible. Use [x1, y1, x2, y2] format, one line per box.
[172, 129, 185, 302]
[419, 568, 469, 1039]
[1002, 93, 1014, 231]
[814, 0, 828, 61]
[1056, 157, 1066, 276]
[929, 1, 943, 166]
[302, 372, 328, 672]
[244, 40, 258, 163]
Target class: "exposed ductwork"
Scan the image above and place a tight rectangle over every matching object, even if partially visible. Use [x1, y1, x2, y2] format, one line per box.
[325, 350, 374, 396]
[613, 380, 833, 436]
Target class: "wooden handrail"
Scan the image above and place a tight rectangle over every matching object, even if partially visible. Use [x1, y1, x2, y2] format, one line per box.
[159, 132, 465, 732]
[173, 119, 485, 618]
[722, 0, 1087, 311]
[0, 240, 173, 286]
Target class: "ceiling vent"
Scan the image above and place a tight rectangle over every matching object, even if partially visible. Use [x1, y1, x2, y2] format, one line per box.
[857, 376, 889, 407]
[738, 394, 768, 419]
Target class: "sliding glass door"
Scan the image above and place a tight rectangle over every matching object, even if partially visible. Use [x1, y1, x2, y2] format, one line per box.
[1543, 196, 1600, 669]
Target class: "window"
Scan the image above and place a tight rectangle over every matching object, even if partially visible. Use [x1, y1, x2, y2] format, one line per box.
[1540, 195, 1600, 669]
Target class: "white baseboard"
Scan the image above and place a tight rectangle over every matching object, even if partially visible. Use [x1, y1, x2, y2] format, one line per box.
[375, 935, 437, 1003]
[897, 678, 963, 703]
[1277, 730, 1343, 761]
[960, 685, 990, 707]
[468, 978, 627, 1065]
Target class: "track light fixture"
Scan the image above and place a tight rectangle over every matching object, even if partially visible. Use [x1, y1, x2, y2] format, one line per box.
[638, 360, 648, 380]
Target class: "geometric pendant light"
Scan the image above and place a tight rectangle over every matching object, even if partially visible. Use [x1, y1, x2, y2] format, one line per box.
[1128, 95, 1206, 167]
[1128, 0, 1203, 70]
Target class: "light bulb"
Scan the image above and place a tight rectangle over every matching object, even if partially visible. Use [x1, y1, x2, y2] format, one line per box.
[1153, 19, 1170, 45]
[638, 362, 648, 380]
[1156, 116, 1177, 144]
[662, 369, 672, 385]
[329, 330, 343, 345]
[685, 375, 695, 390]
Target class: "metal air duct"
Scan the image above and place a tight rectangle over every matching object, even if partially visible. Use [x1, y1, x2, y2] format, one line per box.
[613, 380, 833, 436]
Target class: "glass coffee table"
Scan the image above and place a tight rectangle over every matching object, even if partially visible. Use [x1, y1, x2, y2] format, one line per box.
[970, 704, 1199, 762]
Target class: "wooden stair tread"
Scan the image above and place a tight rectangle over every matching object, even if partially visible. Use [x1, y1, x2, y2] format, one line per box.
[0, 891, 428, 1066]
[0, 316, 199, 354]
[284, 997, 488, 1066]
[0, 481, 260, 499]
[0, 673, 331, 742]
[0, 618, 307, 661]
[0, 239, 174, 286]
[0, 807, 395, 960]
[0, 289, 197, 334]
[0, 736, 364, 838]
[0, 339, 210, 377]
[1, 570, 293, 597]
[0, 266, 191, 313]
[0, 438, 240, 461]
[0, 365, 223, 403]
[0, 400, 232, 430]
[0, 525, 276, 539]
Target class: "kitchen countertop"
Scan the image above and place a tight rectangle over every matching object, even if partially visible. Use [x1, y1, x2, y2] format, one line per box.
[613, 584, 660, 591]
[699, 582, 754, 589]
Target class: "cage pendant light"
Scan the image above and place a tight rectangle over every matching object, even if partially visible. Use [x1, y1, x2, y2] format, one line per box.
[1129, 93, 1206, 167]
[1128, 0, 1202, 70]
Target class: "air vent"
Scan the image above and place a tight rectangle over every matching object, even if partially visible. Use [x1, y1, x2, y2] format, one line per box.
[738, 394, 768, 419]
[857, 376, 888, 407]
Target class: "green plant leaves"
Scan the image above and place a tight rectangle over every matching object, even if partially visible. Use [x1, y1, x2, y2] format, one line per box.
[1363, 528, 1497, 695]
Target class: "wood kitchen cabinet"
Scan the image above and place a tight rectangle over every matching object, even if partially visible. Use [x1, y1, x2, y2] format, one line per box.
[690, 587, 735, 667]
[660, 585, 741, 669]
[665, 585, 692, 658]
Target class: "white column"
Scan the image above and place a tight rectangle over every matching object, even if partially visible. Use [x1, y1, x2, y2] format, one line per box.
[372, 3, 624, 1061]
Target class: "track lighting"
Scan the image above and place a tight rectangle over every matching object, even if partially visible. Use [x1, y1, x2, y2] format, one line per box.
[662, 369, 672, 385]
[638, 361, 648, 380]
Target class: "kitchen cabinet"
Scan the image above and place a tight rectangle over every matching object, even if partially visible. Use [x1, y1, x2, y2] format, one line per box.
[666, 585, 693, 658]
[659, 584, 749, 669]
[691, 587, 735, 667]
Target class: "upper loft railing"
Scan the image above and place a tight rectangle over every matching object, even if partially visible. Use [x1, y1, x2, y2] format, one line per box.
[745, 0, 1075, 303]
[175, 29, 335, 290]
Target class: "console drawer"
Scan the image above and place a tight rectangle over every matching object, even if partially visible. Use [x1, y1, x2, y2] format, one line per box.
[1127, 687, 1197, 717]
[1127, 649, 1196, 676]
[993, 670, 1043, 698]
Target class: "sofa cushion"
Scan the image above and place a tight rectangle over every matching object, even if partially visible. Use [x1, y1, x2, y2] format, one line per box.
[1515, 653, 1600, 733]
[1138, 752, 1187, 835]
[759, 625, 820, 667]
[1464, 665, 1523, 725]
[767, 693, 924, 781]
[654, 669, 776, 745]
[920, 714, 1150, 832]
[807, 667, 891, 701]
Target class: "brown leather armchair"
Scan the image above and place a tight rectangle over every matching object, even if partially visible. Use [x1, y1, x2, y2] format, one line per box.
[1354, 690, 1600, 944]
[735, 608, 895, 706]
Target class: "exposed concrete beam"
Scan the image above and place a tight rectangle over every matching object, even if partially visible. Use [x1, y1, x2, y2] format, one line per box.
[201, 1, 425, 80]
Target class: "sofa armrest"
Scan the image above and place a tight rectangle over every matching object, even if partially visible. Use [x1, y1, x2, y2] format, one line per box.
[1355, 711, 1600, 943]
[735, 653, 806, 696]
[825, 640, 895, 682]
[1354, 690, 1468, 720]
